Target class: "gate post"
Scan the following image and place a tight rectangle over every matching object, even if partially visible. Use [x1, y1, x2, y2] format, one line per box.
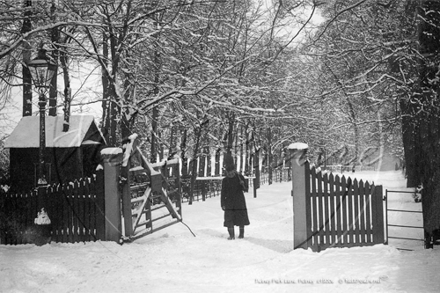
[373, 185, 385, 244]
[101, 148, 123, 242]
[288, 142, 310, 250]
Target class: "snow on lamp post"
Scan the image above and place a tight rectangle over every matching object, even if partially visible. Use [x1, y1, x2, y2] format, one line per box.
[27, 48, 57, 186]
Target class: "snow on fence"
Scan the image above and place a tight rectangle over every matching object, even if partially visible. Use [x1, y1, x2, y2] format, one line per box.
[305, 164, 385, 252]
[0, 172, 106, 245]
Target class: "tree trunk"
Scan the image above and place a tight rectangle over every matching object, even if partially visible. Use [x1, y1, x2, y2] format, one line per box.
[398, 0, 422, 188]
[189, 126, 202, 205]
[150, 18, 162, 163]
[21, 0, 32, 117]
[150, 106, 159, 163]
[107, 28, 120, 146]
[59, 45, 71, 132]
[101, 32, 113, 145]
[180, 128, 188, 176]
[226, 113, 235, 156]
[103, 87, 118, 146]
[214, 148, 220, 176]
[245, 126, 251, 175]
[254, 147, 260, 189]
[267, 127, 272, 185]
[417, 0, 440, 238]
[169, 125, 176, 156]
[400, 99, 420, 187]
[120, 73, 134, 140]
[346, 96, 359, 165]
[240, 125, 244, 173]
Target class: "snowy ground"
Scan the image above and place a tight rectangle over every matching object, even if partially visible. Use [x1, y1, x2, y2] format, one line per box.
[1, 170, 439, 293]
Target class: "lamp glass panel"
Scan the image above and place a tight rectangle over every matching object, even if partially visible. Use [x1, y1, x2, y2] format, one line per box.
[28, 59, 55, 88]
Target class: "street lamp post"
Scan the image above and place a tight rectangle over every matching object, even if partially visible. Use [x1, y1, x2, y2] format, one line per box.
[27, 48, 57, 186]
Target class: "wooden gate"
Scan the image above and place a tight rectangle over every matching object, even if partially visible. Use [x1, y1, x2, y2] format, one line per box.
[120, 134, 182, 240]
[306, 164, 385, 252]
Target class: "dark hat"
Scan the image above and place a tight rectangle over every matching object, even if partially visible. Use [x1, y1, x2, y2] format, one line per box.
[224, 153, 235, 172]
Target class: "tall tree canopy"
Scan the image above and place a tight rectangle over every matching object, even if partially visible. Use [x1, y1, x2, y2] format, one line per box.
[305, 0, 440, 240]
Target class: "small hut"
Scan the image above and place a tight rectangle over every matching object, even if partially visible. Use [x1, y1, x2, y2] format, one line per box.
[4, 115, 106, 192]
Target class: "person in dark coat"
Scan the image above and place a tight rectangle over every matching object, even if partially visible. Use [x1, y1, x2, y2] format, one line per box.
[221, 153, 250, 240]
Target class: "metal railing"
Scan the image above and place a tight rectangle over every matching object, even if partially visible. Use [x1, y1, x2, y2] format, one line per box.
[180, 169, 292, 203]
[385, 189, 424, 250]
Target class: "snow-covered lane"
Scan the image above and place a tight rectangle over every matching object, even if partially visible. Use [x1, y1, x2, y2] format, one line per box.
[1, 171, 439, 293]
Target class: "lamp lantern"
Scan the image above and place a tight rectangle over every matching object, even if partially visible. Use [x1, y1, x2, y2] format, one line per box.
[28, 48, 56, 90]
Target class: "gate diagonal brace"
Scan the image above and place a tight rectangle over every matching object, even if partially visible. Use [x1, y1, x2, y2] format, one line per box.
[132, 187, 152, 234]
[160, 187, 181, 221]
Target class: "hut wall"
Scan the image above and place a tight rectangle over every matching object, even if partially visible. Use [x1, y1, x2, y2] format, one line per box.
[9, 147, 88, 192]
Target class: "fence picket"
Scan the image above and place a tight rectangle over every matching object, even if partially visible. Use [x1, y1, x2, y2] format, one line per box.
[74, 181, 81, 241]
[63, 183, 70, 242]
[89, 177, 96, 241]
[359, 180, 366, 244]
[73, 180, 82, 242]
[323, 172, 330, 246]
[83, 180, 89, 241]
[353, 179, 360, 244]
[85, 179, 92, 242]
[7, 193, 13, 244]
[12, 193, 19, 244]
[70, 182, 76, 243]
[22, 192, 27, 244]
[79, 179, 86, 241]
[64, 183, 71, 243]
[316, 170, 324, 247]
[335, 175, 342, 244]
[364, 181, 372, 243]
[19, 192, 25, 244]
[28, 190, 36, 244]
[341, 176, 348, 245]
[329, 173, 336, 246]
[59, 184, 65, 242]
[58, 185, 64, 243]
[12, 193, 19, 245]
[44, 186, 51, 229]
[44, 185, 53, 242]
[2, 194, 8, 244]
[27, 191, 34, 244]
[305, 163, 312, 248]
[311, 167, 318, 247]
[52, 184, 59, 243]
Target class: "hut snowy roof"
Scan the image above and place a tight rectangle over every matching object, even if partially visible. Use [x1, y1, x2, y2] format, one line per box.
[5, 115, 104, 148]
